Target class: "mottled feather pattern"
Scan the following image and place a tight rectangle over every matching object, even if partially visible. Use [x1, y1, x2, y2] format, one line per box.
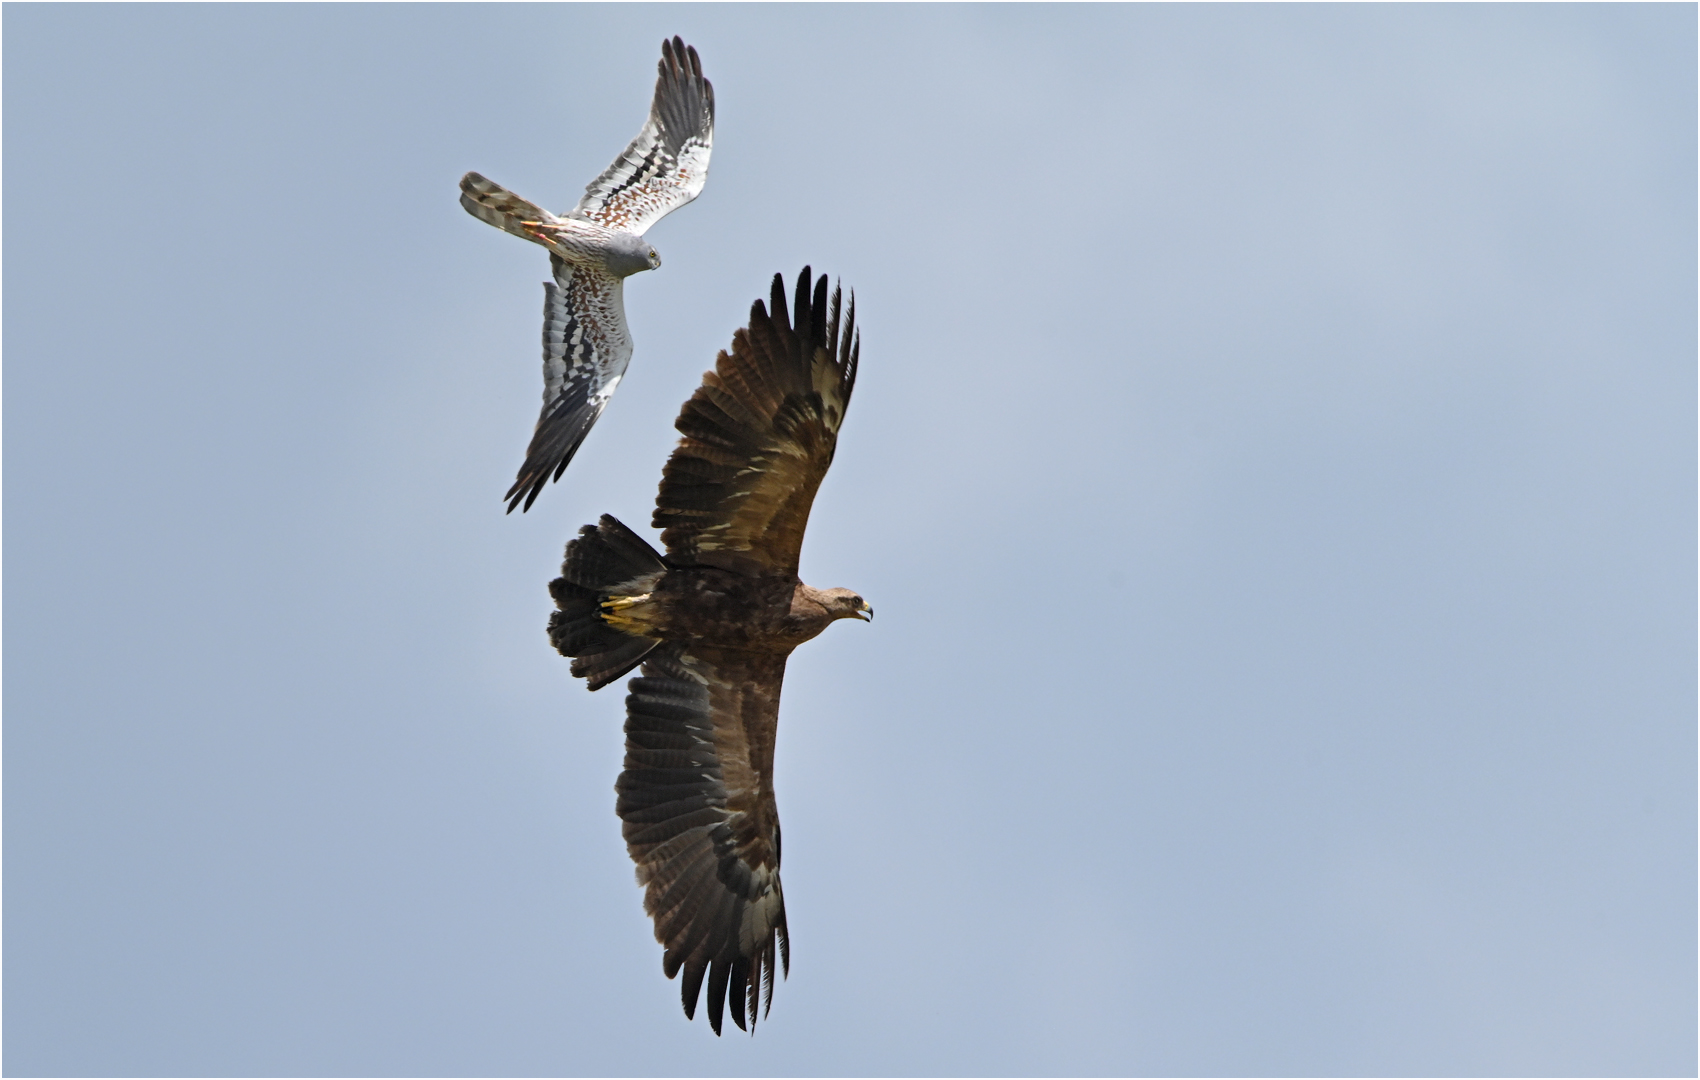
[504, 259, 631, 512]
[575, 37, 715, 235]
[620, 645, 789, 1034]
[654, 268, 858, 576]
[537, 258, 580, 421]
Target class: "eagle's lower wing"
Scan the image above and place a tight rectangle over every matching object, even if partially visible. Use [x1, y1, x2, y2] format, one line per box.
[653, 268, 858, 576]
[506, 255, 632, 513]
[573, 36, 713, 236]
[620, 644, 788, 1035]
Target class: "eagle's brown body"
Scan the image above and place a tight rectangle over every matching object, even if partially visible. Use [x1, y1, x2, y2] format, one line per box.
[546, 269, 865, 1036]
[602, 569, 862, 654]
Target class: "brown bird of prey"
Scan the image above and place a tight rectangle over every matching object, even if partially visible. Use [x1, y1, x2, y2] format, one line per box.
[547, 268, 869, 1035]
[460, 37, 714, 512]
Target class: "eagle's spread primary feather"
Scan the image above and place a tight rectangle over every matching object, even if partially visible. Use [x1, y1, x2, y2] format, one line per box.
[548, 268, 867, 1034]
[460, 37, 714, 512]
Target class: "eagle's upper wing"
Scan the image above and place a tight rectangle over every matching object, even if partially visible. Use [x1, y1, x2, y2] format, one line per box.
[572, 37, 714, 237]
[620, 643, 788, 1035]
[505, 255, 632, 513]
[653, 267, 858, 576]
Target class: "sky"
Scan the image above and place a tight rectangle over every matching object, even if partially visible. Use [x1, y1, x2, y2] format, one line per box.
[4, 4, 1694, 1076]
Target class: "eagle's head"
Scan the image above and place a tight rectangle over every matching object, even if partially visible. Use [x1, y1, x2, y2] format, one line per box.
[821, 588, 873, 623]
[605, 232, 662, 278]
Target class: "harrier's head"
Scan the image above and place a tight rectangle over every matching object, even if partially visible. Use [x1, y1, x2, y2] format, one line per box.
[604, 232, 662, 278]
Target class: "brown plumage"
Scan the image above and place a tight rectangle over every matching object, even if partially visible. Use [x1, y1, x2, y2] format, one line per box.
[547, 268, 868, 1035]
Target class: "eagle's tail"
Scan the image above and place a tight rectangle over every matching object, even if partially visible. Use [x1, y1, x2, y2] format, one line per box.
[459, 171, 560, 244]
[548, 515, 668, 690]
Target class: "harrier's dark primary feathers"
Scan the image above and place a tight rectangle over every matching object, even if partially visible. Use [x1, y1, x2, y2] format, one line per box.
[548, 269, 866, 1035]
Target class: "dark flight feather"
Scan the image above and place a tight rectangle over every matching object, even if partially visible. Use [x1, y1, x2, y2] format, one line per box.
[654, 267, 858, 576]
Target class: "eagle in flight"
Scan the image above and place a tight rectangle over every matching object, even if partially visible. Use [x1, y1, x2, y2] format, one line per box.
[548, 268, 868, 1034]
[460, 37, 714, 512]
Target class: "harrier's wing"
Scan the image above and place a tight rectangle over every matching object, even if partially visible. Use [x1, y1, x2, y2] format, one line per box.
[621, 644, 788, 1035]
[573, 37, 714, 236]
[505, 255, 632, 513]
[653, 267, 858, 576]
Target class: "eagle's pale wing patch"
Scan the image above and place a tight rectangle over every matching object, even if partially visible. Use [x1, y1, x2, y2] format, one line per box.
[620, 644, 789, 1035]
[653, 268, 859, 576]
[505, 256, 632, 513]
[574, 36, 714, 237]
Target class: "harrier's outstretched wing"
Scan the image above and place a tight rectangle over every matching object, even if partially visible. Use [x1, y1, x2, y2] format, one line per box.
[653, 267, 858, 576]
[620, 644, 788, 1035]
[574, 36, 715, 236]
[504, 255, 631, 513]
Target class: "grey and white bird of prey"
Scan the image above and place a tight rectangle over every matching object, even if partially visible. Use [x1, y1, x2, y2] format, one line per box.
[460, 37, 714, 512]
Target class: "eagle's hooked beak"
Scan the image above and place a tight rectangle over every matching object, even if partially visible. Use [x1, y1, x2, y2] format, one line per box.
[855, 602, 873, 622]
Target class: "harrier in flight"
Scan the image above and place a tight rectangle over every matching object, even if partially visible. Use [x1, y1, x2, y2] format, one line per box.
[460, 37, 714, 512]
[549, 268, 868, 1034]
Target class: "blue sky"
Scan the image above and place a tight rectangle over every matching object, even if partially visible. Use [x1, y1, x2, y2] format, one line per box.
[5, 4, 1694, 1075]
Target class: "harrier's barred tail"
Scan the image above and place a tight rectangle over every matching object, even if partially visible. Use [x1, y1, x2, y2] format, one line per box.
[459, 172, 557, 244]
[548, 515, 668, 690]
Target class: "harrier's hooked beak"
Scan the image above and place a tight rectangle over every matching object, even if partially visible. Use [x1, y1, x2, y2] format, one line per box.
[854, 602, 873, 622]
